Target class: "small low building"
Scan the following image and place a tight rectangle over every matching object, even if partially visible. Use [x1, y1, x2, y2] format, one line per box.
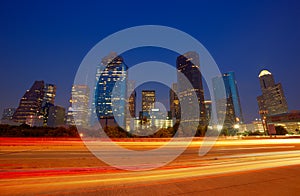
[267, 111, 300, 133]
[239, 119, 264, 133]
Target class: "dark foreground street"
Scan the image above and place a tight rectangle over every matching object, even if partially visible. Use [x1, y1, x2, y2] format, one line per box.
[1, 137, 300, 195]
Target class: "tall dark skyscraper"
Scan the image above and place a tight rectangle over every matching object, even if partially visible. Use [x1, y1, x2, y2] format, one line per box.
[13, 81, 45, 123]
[212, 72, 244, 128]
[176, 51, 206, 125]
[47, 105, 65, 127]
[126, 80, 136, 131]
[127, 80, 136, 118]
[94, 52, 127, 128]
[257, 70, 288, 118]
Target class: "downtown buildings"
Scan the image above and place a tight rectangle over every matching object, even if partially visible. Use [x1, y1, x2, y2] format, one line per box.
[136, 90, 173, 130]
[12, 81, 57, 125]
[92, 52, 172, 131]
[11, 80, 65, 127]
[2, 51, 247, 134]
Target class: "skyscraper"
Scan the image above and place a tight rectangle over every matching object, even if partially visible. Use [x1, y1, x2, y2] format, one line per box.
[257, 70, 288, 118]
[94, 52, 127, 128]
[169, 83, 180, 119]
[176, 51, 206, 125]
[68, 85, 90, 127]
[142, 90, 155, 112]
[212, 71, 244, 128]
[127, 80, 136, 118]
[47, 105, 66, 127]
[204, 100, 212, 123]
[223, 72, 244, 123]
[41, 83, 56, 125]
[126, 80, 136, 131]
[13, 81, 45, 123]
[43, 84, 56, 105]
[213, 77, 235, 128]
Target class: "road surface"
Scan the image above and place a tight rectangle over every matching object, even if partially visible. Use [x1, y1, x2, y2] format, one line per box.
[1, 137, 300, 195]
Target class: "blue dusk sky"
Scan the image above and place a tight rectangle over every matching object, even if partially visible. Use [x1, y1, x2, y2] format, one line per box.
[0, 0, 300, 122]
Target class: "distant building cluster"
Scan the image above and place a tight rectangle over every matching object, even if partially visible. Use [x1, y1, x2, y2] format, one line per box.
[1, 53, 299, 136]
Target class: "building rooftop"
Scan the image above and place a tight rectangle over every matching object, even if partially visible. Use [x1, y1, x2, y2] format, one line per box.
[259, 70, 272, 77]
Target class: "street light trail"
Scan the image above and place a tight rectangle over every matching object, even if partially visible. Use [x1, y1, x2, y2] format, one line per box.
[1, 138, 300, 195]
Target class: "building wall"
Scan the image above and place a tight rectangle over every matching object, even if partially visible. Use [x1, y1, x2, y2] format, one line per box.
[222, 72, 244, 123]
[47, 106, 66, 127]
[170, 83, 180, 119]
[142, 90, 155, 112]
[94, 53, 127, 128]
[69, 85, 90, 127]
[13, 81, 45, 123]
[257, 70, 288, 118]
[176, 51, 206, 125]
[267, 111, 300, 133]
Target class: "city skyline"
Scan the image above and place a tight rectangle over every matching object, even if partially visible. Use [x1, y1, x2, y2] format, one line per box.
[1, 1, 300, 123]
[2, 2, 300, 195]
[0, 61, 296, 126]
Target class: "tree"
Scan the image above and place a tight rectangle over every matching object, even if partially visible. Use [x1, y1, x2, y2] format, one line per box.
[275, 126, 288, 135]
[220, 128, 229, 136]
[196, 125, 207, 137]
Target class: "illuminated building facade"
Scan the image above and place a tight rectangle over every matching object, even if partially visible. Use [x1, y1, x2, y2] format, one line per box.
[127, 80, 136, 118]
[257, 70, 288, 133]
[212, 72, 244, 128]
[126, 80, 136, 131]
[267, 111, 300, 134]
[257, 70, 288, 117]
[176, 51, 206, 125]
[13, 81, 45, 123]
[41, 83, 56, 125]
[95, 53, 127, 128]
[134, 108, 173, 130]
[142, 90, 155, 112]
[169, 83, 180, 120]
[204, 100, 212, 123]
[68, 85, 90, 127]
